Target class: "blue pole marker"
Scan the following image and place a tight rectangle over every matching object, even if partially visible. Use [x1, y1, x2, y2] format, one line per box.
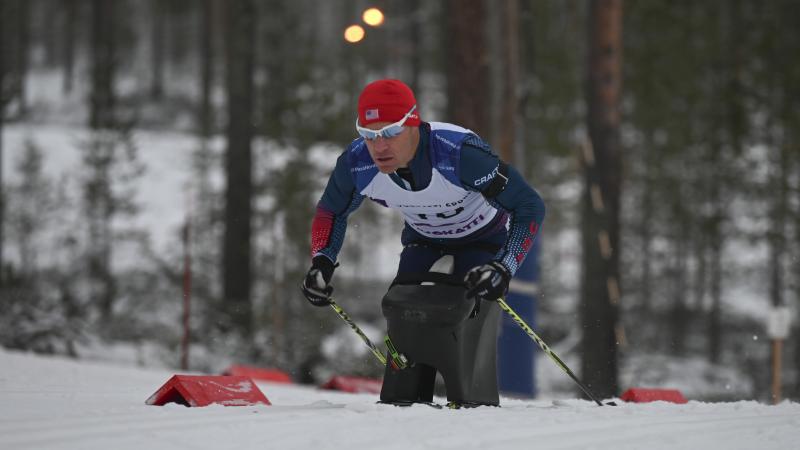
[498, 237, 540, 397]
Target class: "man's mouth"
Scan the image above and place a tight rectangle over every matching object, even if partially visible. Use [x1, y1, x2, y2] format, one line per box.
[376, 156, 393, 164]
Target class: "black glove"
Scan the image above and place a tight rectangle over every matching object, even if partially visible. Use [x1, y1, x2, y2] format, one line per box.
[464, 261, 511, 303]
[301, 256, 336, 306]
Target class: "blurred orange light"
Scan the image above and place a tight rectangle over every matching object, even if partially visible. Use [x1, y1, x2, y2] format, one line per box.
[344, 25, 366, 43]
[362, 8, 385, 27]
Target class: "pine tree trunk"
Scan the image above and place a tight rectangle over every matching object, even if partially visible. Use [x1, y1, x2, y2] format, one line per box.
[704, 108, 724, 364]
[669, 201, 690, 355]
[707, 209, 722, 363]
[90, 0, 116, 129]
[497, 0, 519, 164]
[15, 0, 29, 115]
[445, 0, 489, 137]
[637, 133, 654, 314]
[709, 0, 745, 365]
[42, 0, 58, 66]
[199, 0, 214, 139]
[408, 0, 422, 95]
[767, 104, 788, 306]
[581, 0, 623, 400]
[62, 0, 76, 94]
[87, 0, 119, 319]
[0, 113, 3, 285]
[0, 0, 5, 282]
[222, 0, 255, 337]
[85, 138, 117, 320]
[706, 121, 724, 365]
[692, 237, 707, 309]
[150, 0, 165, 100]
[794, 143, 800, 399]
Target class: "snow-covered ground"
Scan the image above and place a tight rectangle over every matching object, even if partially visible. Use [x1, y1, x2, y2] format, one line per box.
[1, 347, 799, 450]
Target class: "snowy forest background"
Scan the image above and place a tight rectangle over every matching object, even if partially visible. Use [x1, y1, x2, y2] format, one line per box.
[1, 0, 799, 403]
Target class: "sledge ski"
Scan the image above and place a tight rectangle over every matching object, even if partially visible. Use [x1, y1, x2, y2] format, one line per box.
[378, 400, 444, 409]
[377, 400, 499, 410]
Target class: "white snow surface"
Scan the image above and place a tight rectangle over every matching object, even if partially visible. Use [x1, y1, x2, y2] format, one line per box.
[2, 348, 799, 450]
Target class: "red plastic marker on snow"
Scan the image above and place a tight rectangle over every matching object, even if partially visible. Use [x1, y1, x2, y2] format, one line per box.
[320, 376, 383, 394]
[146, 375, 271, 407]
[223, 365, 293, 384]
[620, 388, 688, 404]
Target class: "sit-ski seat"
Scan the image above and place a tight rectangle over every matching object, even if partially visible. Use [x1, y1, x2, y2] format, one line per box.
[379, 256, 501, 406]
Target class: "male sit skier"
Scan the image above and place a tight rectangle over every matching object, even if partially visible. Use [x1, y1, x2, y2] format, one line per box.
[301, 79, 545, 406]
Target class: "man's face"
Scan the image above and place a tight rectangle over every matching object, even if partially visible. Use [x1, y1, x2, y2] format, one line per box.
[364, 125, 419, 173]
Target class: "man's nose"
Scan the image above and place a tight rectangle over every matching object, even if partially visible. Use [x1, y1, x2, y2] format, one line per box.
[372, 137, 390, 151]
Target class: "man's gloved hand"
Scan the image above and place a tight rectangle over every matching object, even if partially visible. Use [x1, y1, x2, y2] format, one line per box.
[464, 261, 511, 303]
[301, 256, 337, 306]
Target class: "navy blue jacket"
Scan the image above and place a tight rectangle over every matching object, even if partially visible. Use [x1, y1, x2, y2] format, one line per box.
[310, 122, 545, 275]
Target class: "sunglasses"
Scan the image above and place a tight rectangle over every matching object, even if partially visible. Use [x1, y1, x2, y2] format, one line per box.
[356, 105, 417, 141]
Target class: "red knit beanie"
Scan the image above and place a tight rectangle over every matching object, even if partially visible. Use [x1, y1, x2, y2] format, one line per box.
[357, 79, 421, 127]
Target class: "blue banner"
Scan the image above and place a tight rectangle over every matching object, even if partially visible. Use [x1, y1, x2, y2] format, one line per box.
[498, 237, 540, 397]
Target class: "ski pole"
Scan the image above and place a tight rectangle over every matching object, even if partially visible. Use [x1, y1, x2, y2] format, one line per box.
[329, 300, 387, 366]
[496, 297, 615, 406]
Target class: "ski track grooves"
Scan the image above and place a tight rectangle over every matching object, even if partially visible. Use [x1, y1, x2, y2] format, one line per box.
[1, 403, 798, 449]
[0, 403, 348, 449]
[488, 411, 798, 450]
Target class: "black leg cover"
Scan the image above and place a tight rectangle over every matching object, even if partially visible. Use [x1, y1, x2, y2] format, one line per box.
[379, 284, 501, 406]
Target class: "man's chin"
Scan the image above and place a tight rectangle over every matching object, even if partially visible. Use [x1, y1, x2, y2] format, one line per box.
[376, 165, 396, 173]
